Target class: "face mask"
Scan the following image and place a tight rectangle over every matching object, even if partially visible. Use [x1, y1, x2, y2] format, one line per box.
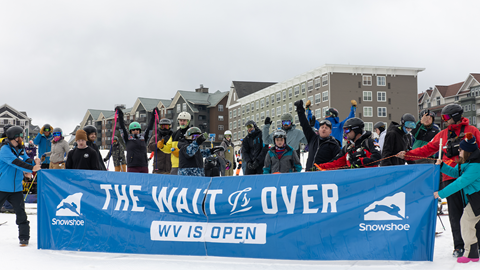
[54, 136, 61, 142]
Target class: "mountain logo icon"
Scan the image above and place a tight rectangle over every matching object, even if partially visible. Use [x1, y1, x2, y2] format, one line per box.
[364, 192, 405, 221]
[56, 193, 83, 217]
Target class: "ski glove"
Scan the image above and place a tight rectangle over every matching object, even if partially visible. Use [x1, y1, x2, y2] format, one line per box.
[248, 161, 259, 170]
[310, 115, 316, 127]
[265, 117, 272, 125]
[171, 147, 180, 158]
[350, 158, 363, 168]
[351, 99, 357, 107]
[196, 133, 207, 145]
[305, 99, 312, 109]
[294, 100, 305, 113]
[103, 157, 109, 162]
[157, 139, 165, 149]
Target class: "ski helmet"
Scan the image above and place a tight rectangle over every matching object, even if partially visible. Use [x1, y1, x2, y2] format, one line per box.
[374, 121, 386, 133]
[7, 126, 24, 140]
[224, 130, 232, 137]
[52, 127, 63, 137]
[318, 119, 332, 129]
[83, 125, 97, 135]
[441, 104, 463, 123]
[280, 113, 293, 122]
[401, 113, 416, 129]
[325, 108, 339, 118]
[419, 109, 436, 121]
[245, 120, 257, 130]
[177, 112, 191, 121]
[273, 129, 287, 140]
[185, 127, 202, 140]
[113, 136, 119, 142]
[159, 118, 172, 126]
[129, 122, 141, 131]
[343, 118, 364, 135]
[42, 124, 52, 133]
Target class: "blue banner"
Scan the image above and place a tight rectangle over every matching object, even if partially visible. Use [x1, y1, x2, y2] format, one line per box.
[38, 164, 439, 261]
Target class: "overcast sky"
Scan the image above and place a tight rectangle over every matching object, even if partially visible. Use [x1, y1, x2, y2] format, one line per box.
[1, 0, 479, 134]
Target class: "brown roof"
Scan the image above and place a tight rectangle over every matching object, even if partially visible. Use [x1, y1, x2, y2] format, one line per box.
[471, 73, 480, 84]
[435, 82, 463, 97]
[426, 89, 433, 95]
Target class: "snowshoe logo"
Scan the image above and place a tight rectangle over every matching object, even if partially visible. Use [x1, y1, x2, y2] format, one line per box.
[56, 193, 83, 217]
[364, 192, 405, 221]
[228, 187, 252, 215]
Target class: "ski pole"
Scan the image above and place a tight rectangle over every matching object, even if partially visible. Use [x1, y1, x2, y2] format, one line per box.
[24, 173, 37, 202]
[154, 110, 159, 172]
[437, 210, 446, 231]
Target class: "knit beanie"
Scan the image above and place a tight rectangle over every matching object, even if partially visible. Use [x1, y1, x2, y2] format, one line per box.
[75, 130, 88, 142]
[459, 132, 477, 153]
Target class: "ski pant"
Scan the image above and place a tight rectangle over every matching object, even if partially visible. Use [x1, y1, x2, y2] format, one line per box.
[41, 163, 50, 169]
[115, 165, 127, 172]
[441, 179, 480, 250]
[0, 191, 30, 240]
[127, 166, 148, 173]
[244, 165, 263, 175]
[461, 203, 480, 258]
[49, 162, 65, 169]
[170, 167, 179, 175]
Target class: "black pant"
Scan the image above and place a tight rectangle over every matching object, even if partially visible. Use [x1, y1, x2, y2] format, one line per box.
[244, 163, 263, 175]
[441, 179, 480, 250]
[0, 191, 30, 240]
[41, 163, 49, 169]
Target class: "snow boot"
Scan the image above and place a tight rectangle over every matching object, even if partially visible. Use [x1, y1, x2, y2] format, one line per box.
[453, 249, 465, 257]
[19, 239, 29, 247]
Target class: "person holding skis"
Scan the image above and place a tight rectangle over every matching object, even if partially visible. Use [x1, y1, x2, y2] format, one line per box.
[263, 113, 307, 156]
[411, 109, 440, 164]
[373, 121, 387, 153]
[33, 123, 53, 169]
[103, 136, 127, 172]
[43, 128, 70, 169]
[83, 125, 107, 171]
[263, 129, 302, 174]
[158, 112, 191, 175]
[0, 126, 41, 246]
[434, 133, 480, 263]
[148, 118, 173, 174]
[397, 104, 480, 257]
[380, 113, 416, 166]
[294, 100, 341, 171]
[218, 130, 236, 176]
[66, 130, 100, 170]
[242, 120, 269, 175]
[317, 118, 381, 170]
[116, 106, 157, 173]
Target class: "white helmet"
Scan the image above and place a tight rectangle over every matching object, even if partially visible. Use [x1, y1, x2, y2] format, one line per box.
[224, 130, 232, 136]
[177, 112, 191, 121]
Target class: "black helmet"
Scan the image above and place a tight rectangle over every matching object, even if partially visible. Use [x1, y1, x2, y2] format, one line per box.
[42, 124, 52, 133]
[401, 113, 416, 125]
[441, 104, 463, 122]
[419, 109, 436, 120]
[7, 126, 24, 140]
[344, 118, 364, 135]
[245, 120, 257, 129]
[159, 118, 172, 126]
[83, 125, 97, 135]
[374, 121, 386, 132]
[325, 108, 339, 118]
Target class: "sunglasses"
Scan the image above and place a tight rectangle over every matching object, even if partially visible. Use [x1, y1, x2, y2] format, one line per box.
[282, 120, 292, 126]
[53, 132, 62, 137]
[441, 114, 451, 121]
[160, 124, 170, 129]
[191, 134, 202, 139]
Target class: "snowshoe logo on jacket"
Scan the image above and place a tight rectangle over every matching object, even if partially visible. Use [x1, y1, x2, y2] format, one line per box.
[359, 192, 410, 232]
[228, 187, 252, 215]
[52, 192, 85, 226]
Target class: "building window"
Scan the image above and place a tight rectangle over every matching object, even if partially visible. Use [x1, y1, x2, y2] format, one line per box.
[256, 113, 259, 122]
[364, 107, 373, 117]
[233, 132, 237, 141]
[276, 93, 281, 102]
[251, 102, 254, 111]
[271, 108, 275, 118]
[322, 107, 328, 117]
[301, 83, 306, 94]
[266, 110, 270, 118]
[455, 96, 459, 101]
[308, 95, 314, 105]
[275, 106, 280, 116]
[260, 99, 264, 109]
[219, 125, 224, 131]
[255, 101, 259, 110]
[378, 107, 387, 117]
[242, 106, 245, 115]
[363, 91, 373, 101]
[473, 104, 476, 111]
[436, 97, 440, 105]
[265, 97, 269, 107]
[282, 104, 286, 114]
[308, 80, 313, 91]
[322, 75, 328, 86]
[315, 109, 321, 117]
[288, 102, 293, 112]
[377, 76, 386, 86]
[282, 90, 286, 100]
[315, 93, 321, 104]
[246, 105, 250, 113]
[242, 118, 245, 125]
[233, 121, 237, 129]
[314, 77, 321, 89]
[276, 120, 281, 129]
[294, 85, 299, 96]
[363, 75, 372, 86]
[271, 95, 275, 105]
[473, 117, 477, 125]
[377, 91, 386, 102]
[261, 111, 265, 120]
[218, 115, 224, 121]
[322, 91, 329, 102]
[288, 88, 293, 98]
[176, 104, 181, 112]
[229, 111, 232, 118]
[229, 122, 232, 129]
[233, 109, 237, 118]
[295, 115, 299, 124]
[364, 122, 373, 132]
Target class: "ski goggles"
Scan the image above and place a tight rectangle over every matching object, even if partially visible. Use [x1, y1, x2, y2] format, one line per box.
[44, 128, 51, 132]
[225, 135, 232, 138]
[53, 132, 62, 137]
[191, 134, 202, 140]
[404, 121, 416, 129]
[246, 124, 254, 129]
[343, 128, 352, 134]
[282, 120, 292, 126]
[160, 124, 170, 129]
[318, 120, 332, 129]
[441, 114, 451, 121]
[13, 133, 23, 139]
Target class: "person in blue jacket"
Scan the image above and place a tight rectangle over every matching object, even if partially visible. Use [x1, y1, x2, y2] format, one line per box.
[306, 100, 357, 146]
[0, 126, 41, 246]
[33, 123, 53, 169]
[434, 132, 480, 263]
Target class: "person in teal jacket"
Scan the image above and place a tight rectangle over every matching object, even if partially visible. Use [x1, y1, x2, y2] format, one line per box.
[33, 123, 53, 169]
[263, 129, 302, 174]
[0, 126, 41, 246]
[435, 132, 480, 263]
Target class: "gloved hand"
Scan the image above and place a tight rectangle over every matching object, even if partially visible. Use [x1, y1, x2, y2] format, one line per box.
[211, 146, 224, 154]
[351, 99, 357, 107]
[103, 157, 108, 162]
[294, 100, 305, 113]
[310, 115, 316, 127]
[157, 139, 165, 149]
[247, 161, 259, 170]
[305, 99, 312, 109]
[225, 160, 231, 170]
[351, 149, 366, 159]
[233, 161, 237, 170]
[265, 117, 272, 125]
[41, 154, 46, 158]
[350, 158, 363, 168]
[171, 147, 180, 158]
[196, 133, 207, 145]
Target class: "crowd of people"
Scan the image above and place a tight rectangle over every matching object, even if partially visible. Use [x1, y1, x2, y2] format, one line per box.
[1, 100, 479, 262]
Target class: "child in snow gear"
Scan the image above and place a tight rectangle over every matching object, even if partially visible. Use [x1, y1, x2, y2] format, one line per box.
[66, 130, 100, 170]
[380, 113, 416, 166]
[25, 140, 37, 160]
[104, 136, 127, 172]
[0, 126, 41, 245]
[159, 111, 191, 175]
[178, 127, 219, 176]
[294, 100, 341, 171]
[44, 127, 69, 169]
[242, 120, 269, 175]
[218, 130, 236, 176]
[116, 106, 157, 173]
[33, 123, 53, 169]
[148, 118, 173, 174]
[318, 117, 381, 170]
[263, 113, 307, 153]
[411, 109, 440, 164]
[434, 133, 480, 263]
[263, 129, 302, 174]
[374, 121, 386, 153]
[398, 103, 480, 257]
[83, 125, 107, 171]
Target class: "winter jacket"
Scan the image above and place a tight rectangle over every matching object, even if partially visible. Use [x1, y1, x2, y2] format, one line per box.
[178, 139, 211, 176]
[263, 123, 307, 151]
[406, 117, 480, 182]
[320, 105, 356, 146]
[438, 149, 480, 215]
[118, 111, 155, 168]
[378, 130, 386, 153]
[25, 145, 37, 160]
[45, 138, 69, 163]
[33, 132, 53, 164]
[380, 122, 414, 166]
[263, 144, 302, 174]
[160, 126, 189, 168]
[319, 131, 382, 170]
[147, 129, 172, 173]
[242, 128, 269, 167]
[297, 106, 340, 171]
[105, 141, 127, 167]
[86, 141, 107, 170]
[0, 141, 35, 192]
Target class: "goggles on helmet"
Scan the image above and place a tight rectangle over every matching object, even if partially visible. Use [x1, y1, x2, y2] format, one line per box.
[225, 135, 232, 138]
[160, 124, 170, 129]
[319, 120, 331, 128]
[441, 114, 452, 121]
[246, 124, 254, 129]
[404, 121, 416, 129]
[191, 134, 202, 140]
[53, 132, 62, 137]
[343, 128, 351, 134]
[282, 120, 292, 126]
[44, 128, 50, 132]
[325, 111, 333, 117]
[13, 133, 24, 139]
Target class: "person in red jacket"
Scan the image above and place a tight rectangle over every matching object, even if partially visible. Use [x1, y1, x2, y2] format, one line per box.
[397, 103, 480, 257]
